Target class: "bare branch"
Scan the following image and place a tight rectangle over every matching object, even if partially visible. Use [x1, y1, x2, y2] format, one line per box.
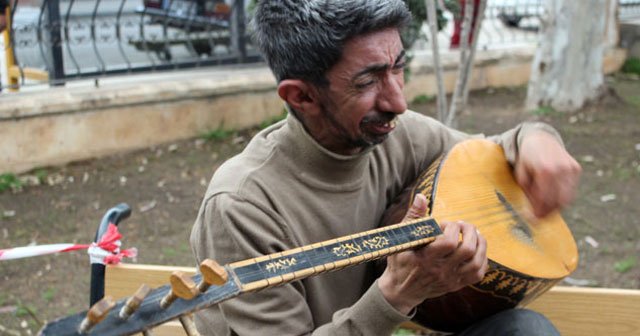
[447, 0, 474, 126]
[461, 0, 487, 108]
[425, 0, 448, 121]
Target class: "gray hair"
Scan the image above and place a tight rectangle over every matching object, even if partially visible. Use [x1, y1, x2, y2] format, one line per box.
[252, 0, 411, 86]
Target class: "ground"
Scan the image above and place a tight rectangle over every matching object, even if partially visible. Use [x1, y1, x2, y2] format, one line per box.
[0, 75, 639, 335]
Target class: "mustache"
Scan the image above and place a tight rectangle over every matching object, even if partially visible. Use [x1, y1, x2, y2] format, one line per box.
[360, 112, 397, 125]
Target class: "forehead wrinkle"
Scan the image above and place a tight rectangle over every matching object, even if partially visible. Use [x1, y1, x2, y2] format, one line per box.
[351, 48, 405, 81]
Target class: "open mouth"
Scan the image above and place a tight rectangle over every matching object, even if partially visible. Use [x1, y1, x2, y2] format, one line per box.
[362, 117, 397, 136]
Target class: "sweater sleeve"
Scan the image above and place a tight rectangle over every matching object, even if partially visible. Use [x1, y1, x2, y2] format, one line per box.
[398, 111, 563, 173]
[190, 193, 411, 336]
[486, 121, 563, 165]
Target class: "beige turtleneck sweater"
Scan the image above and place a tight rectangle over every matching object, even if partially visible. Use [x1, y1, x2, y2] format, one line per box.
[190, 110, 559, 336]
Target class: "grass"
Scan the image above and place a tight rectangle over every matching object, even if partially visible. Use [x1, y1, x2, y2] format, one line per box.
[15, 302, 37, 319]
[201, 126, 235, 141]
[259, 110, 288, 129]
[411, 94, 436, 105]
[162, 247, 177, 258]
[201, 110, 288, 142]
[627, 95, 640, 109]
[34, 169, 48, 184]
[529, 106, 556, 116]
[614, 256, 636, 273]
[0, 173, 22, 193]
[41, 287, 57, 302]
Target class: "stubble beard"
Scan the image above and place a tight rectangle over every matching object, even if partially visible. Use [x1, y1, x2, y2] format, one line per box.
[319, 101, 389, 151]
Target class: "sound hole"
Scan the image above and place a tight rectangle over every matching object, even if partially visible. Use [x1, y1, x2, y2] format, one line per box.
[495, 190, 533, 244]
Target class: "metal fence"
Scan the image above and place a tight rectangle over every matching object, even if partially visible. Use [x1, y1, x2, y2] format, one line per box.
[1, 0, 259, 90]
[1, 0, 640, 91]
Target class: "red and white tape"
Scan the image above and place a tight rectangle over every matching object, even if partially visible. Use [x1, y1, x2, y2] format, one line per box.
[0, 223, 137, 264]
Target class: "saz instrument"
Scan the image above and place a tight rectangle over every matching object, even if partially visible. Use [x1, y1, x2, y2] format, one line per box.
[39, 139, 578, 335]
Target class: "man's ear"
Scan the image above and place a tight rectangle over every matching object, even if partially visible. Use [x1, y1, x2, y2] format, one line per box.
[277, 80, 322, 117]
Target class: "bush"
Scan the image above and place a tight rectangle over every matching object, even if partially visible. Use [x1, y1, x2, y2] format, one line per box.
[621, 57, 640, 75]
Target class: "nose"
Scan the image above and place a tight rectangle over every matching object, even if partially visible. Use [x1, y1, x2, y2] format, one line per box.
[376, 73, 407, 114]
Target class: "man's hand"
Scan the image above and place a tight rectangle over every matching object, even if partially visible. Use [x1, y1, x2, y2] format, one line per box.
[378, 194, 488, 315]
[515, 131, 582, 218]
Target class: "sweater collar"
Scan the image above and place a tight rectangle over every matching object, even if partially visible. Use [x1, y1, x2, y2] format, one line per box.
[281, 112, 373, 191]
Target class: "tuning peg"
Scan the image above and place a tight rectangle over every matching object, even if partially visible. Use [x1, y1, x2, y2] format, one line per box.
[197, 259, 228, 293]
[78, 296, 116, 333]
[160, 271, 199, 309]
[179, 314, 202, 336]
[119, 284, 151, 319]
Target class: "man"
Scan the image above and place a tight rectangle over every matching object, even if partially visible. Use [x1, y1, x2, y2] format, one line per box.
[190, 1, 581, 335]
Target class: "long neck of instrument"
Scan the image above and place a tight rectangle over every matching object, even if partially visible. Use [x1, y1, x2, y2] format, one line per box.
[228, 217, 441, 293]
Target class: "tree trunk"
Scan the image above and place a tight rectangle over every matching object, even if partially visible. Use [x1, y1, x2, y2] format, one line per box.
[526, 0, 609, 112]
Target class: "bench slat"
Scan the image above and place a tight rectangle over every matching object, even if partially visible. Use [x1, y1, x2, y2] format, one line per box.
[106, 264, 640, 335]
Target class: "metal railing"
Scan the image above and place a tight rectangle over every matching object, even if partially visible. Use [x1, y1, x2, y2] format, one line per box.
[1, 0, 639, 92]
[621, 0, 640, 19]
[1, 0, 259, 91]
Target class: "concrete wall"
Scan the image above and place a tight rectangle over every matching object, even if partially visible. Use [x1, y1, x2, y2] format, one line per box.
[0, 47, 627, 174]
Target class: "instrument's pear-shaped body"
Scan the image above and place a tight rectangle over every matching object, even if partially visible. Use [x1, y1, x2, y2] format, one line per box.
[382, 139, 578, 332]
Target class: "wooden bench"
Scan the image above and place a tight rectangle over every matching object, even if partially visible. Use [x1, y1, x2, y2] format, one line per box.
[106, 263, 640, 335]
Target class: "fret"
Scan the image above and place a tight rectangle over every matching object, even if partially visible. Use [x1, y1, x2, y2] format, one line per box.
[384, 222, 403, 256]
[264, 252, 285, 287]
[317, 242, 337, 273]
[309, 242, 328, 274]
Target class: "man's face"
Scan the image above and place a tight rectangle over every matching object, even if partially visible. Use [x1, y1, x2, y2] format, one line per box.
[309, 28, 408, 155]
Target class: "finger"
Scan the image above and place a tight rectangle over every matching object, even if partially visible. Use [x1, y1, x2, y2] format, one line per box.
[528, 168, 560, 218]
[422, 221, 461, 258]
[402, 193, 429, 222]
[527, 151, 582, 218]
[516, 161, 551, 218]
[449, 222, 478, 265]
[457, 232, 488, 284]
[515, 160, 532, 193]
[556, 160, 581, 207]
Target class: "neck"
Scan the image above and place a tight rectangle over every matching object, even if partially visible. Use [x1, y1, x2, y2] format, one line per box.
[228, 217, 441, 292]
